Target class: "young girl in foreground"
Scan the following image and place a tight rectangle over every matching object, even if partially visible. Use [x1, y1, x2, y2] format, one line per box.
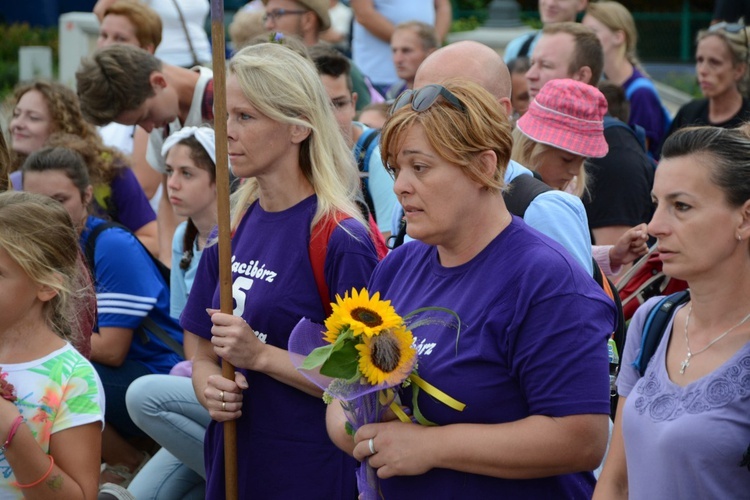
[0, 191, 104, 498]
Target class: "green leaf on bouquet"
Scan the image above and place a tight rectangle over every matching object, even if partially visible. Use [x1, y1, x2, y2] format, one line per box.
[301, 344, 335, 370]
[320, 339, 360, 379]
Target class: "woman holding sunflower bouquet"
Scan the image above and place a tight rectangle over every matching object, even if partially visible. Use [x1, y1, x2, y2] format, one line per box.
[179, 43, 379, 499]
[326, 80, 618, 498]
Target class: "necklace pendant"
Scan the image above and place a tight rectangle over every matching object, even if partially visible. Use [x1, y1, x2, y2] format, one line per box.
[680, 354, 691, 375]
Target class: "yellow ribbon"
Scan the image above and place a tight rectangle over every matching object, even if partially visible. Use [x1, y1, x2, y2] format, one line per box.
[409, 374, 466, 412]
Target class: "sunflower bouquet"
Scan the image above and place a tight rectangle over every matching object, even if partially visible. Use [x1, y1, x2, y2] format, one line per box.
[288, 288, 463, 499]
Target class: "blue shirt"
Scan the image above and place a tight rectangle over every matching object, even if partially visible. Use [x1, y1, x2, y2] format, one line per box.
[81, 216, 182, 374]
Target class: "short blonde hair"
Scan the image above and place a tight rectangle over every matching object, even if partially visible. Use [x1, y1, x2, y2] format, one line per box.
[227, 43, 364, 231]
[381, 79, 512, 193]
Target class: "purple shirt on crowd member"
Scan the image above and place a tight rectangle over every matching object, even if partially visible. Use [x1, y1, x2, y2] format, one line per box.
[92, 164, 156, 232]
[368, 217, 615, 498]
[617, 297, 750, 498]
[13, 165, 155, 233]
[180, 195, 378, 499]
[623, 68, 667, 159]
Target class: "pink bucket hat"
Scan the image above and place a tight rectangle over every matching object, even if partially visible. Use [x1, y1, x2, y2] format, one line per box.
[516, 79, 609, 158]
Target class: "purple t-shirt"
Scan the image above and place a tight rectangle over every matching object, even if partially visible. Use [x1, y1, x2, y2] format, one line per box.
[623, 69, 666, 159]
[98, 165, 156, 232]
[180, 195, 378, 499]
[617, 297, 750, 498]
[369, 217, 615, 498]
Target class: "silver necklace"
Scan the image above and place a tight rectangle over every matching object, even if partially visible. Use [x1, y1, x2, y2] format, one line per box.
[681, 304, 750, 374]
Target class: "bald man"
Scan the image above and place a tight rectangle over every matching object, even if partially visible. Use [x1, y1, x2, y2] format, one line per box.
[405, 40, 593, 275]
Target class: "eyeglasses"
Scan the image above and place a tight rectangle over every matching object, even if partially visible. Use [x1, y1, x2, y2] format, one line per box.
[389, 84, 467, 116]
[263, 9, 308, 23]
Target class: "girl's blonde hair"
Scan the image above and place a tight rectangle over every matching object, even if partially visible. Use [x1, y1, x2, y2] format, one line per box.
[227, 43, 364, 231]
[381, 79, 512, 194]
[511, 127, 588, 198]
[0, 191, 94, 347]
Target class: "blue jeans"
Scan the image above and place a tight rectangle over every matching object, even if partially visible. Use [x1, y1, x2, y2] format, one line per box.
[94, 360, 152, 437]
[125, 375, 210, 499]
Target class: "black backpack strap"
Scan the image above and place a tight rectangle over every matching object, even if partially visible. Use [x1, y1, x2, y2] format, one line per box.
[502, 172, 552, 218]
[84, 220, 183, 359]
[633, 290, 690, 376]
[518, 32, 537, 59]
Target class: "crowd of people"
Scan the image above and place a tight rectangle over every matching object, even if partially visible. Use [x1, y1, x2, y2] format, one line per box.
[0, 0, 748, 498]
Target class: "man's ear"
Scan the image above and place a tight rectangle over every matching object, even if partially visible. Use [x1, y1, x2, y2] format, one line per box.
[351, 92, 358, 110]
[573, 66, 593, 85]
[149, 71, 168, 91]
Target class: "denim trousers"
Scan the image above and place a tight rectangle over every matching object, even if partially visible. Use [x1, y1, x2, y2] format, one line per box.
[125, 374, 211, 499]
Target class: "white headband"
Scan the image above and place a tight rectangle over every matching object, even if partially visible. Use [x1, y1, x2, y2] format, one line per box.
[161, 126, 216, 165]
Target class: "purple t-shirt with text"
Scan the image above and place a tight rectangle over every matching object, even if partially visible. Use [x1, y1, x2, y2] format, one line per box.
[180, 195, 377, 499]
[369, 217, 615, 498]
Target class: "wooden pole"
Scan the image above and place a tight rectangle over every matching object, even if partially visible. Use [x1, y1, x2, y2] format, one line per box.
[209, 2, 238, 499]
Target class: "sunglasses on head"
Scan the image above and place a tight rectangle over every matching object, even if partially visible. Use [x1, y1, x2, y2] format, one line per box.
[389, 84, 467, 116]
[708, 21, 749, 61]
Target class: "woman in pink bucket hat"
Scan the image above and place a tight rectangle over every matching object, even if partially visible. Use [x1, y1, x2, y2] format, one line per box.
[513, 78, 648, 279]
[512, 78, 609, 197]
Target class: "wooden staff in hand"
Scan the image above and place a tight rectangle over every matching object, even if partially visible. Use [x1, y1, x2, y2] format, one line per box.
[209, 2, 238, 498]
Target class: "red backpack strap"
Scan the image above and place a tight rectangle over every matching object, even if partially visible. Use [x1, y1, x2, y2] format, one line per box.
[309, 212, 349, 316]
[202, 79, 214, 122]
[367, 212, 389, 260]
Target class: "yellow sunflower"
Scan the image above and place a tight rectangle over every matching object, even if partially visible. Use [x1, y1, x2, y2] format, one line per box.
[323, 288, 403, 342]
[356, 325, 416, 386]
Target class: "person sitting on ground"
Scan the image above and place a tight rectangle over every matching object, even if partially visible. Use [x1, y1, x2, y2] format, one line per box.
[124, 127, 219, 500]
[22, 147, 183, 488]
[95, 0, 164, 213]
[7, 80, 158, 255]
[0, 190, 104, 499]
[76, 43, 214, 266]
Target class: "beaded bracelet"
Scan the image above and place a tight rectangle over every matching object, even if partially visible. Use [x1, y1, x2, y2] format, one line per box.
[0, 415, 24, 453]
[11, 454, 54, 488]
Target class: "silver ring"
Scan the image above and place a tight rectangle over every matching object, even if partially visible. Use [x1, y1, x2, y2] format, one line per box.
[222, 401, 227, 411]
[219, 390, 225, 402]
[368, 438, 376, 455]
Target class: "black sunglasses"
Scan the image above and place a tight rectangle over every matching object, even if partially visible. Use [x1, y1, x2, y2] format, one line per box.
[389, 84, 467, 116]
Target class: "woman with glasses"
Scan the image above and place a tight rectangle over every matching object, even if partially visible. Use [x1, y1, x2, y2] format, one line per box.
[665, 23, 750, 141]
[180, 42, 379, 499]
[326, 80, 617, 497]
